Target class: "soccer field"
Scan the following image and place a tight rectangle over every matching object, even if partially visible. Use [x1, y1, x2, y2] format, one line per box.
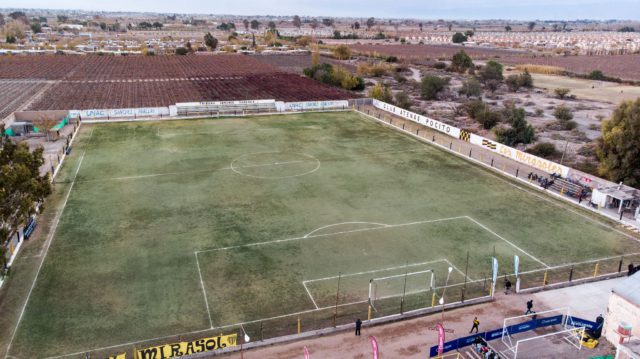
[5, 111, 639, 358]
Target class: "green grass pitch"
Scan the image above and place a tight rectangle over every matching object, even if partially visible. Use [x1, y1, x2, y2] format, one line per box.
[6, 111, 639, 358]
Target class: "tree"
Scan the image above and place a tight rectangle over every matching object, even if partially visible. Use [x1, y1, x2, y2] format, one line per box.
[243, 19, 250, 31]
[464, 30, 474, 37]
[267, 21, 277, 31]
[476, 109, 501, 129]
[495, 105, 535, 145]
[310, 18, 319, 30]
[152, 22, 163, 29]
[619, 26, 635, 32]
[292, 15, 302, 29]
[447, 23, 453, 31]
[250, 19, 260, 30]
[458, 77, 482, 98]
[596, 98, 640, 187]
[203, 32, 218, 50]
[322, 18, 334, 27]
[528, 22, 536, 31]
[589, 70, 605, 80]
[479, 60, 503, 83]
[505, 25, 512, 32]
[353, 21, 360, 30]
[369, 83, 393, 103]
[421, 75, 449, 100]
[395, 91, 412, 110]
[419, 23, 423, 32]
[175, 47, 189, 55]
[366, 17, 375, 30]
[554, 105, 576, 130]
[30, 22, 42, 33]
[506, 75, 522, 92]
[333, 45, 351, 60]
[452, 32, 467, 43]
[526, 143, 559, 159]
[0, 14, 5, 27]
[0, 141, 52, 269]
[554, 88, 571, 99]
[451, 50, 473, 73]
[57, 15, 69, 23]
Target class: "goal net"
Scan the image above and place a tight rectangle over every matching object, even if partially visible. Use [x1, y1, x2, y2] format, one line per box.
[368, 269, 434, 311]
[500, 307, 584, 359]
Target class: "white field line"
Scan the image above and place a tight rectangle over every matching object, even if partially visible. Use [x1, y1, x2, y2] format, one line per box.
[444, 258, 471, 280]
[194, 252, 213, 329]
[47, 246, 630, 359]
[303, 222, 389, 238]
[301, 281, 319, 310]
[464, 216, 551, 269]
[196, 216, 468, 254]
[4, 150, 86, 359]
[355, 109, 640, 244]
[76, 160, 307, 183]
[373, 269, 434, 282]
[303, 259, 448, 283]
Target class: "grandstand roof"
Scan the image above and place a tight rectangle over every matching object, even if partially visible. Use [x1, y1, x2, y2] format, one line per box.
[613, 272, 640, 306]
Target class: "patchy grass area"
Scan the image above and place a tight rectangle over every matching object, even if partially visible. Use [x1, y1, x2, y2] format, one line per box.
[2, 111, 638, 358]
[528, 73, 640, 103]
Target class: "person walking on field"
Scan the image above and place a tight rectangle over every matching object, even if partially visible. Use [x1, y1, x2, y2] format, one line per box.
[470, 317, 480, 333]
[525, 300, 534, 315]
[355, 318, 362, 336]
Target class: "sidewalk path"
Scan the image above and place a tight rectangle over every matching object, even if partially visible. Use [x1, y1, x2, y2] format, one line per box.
[219, 277, 624, 358]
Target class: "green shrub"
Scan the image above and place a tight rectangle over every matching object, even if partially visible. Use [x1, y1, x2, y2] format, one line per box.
[526, 142, 559, 159]
[421, 75, 449, 100]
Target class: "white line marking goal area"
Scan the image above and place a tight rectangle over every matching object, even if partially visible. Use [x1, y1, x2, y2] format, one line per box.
[194, 216, 552, 328]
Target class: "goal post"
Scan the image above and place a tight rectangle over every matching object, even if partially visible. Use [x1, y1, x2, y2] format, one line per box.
[368, 269, 434, 317]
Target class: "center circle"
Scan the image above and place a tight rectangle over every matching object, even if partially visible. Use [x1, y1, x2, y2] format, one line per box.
[230, 152, 321, 179]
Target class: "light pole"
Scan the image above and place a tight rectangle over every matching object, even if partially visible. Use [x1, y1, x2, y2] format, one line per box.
[240, 325, 250, 359]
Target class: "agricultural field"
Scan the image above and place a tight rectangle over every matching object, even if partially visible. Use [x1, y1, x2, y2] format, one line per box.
[0, 54, 353, 111]
[349, 43, 526, 60]
[3, 111, 638, 359]
[28, 73, 351, 110]
[0, 80, 47, 119]
[525, 73, 640, 104]
[501, 54, 640, 82]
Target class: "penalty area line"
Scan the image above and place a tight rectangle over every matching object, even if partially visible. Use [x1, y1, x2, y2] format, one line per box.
[464, 216, 551, 269]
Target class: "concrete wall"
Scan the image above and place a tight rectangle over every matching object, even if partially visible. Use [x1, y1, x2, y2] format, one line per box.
[604, 291, 640, 345]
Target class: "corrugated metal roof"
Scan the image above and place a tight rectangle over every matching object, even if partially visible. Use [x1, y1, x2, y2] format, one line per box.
[614, 272, 640, 305]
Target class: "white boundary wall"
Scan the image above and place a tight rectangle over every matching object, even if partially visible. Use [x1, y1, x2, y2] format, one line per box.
[372, 99, 570, 177]
[69, 107, 170, 119]
[283, 100, 349, 111]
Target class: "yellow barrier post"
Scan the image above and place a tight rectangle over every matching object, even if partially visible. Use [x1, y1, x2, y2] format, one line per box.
[560, 188, 565, 196]
[543, 270, 548, 286]
[594, 262, 600, 277]
[431, 292, 436, 308]
[297, 316, 301, 335]
[133, 346, 137, 359]
[368, 305, 372, 321]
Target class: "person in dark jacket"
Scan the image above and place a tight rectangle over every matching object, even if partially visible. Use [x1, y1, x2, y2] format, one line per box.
[355, 318, 362, 336]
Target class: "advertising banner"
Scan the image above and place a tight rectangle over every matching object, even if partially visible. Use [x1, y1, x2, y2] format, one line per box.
[284, 100, 349, 111]
[437, 323, 445, 356]
[135, 334, 237, 359]
[369, 335, 379, 359]
[304, 346, 310, 359]
[371, 100, 570, 177]
[372, 99, 461, 138]
[69, 107, 170, 119]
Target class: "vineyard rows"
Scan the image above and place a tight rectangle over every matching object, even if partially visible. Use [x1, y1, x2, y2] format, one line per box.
[28, 74, 351, 110]
[0, 54, 281, 80]
[0, 80, 47, 119]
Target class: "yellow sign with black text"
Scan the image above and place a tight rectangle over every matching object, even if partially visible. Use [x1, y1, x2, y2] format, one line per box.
[135, 334, 237, 359]
[107, 354, 126, 359]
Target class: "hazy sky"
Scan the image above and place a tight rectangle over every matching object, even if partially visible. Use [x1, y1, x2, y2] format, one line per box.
[2, 0, 639, 20]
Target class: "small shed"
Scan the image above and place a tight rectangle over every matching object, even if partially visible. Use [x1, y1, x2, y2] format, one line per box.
[604, 273, 640, 349]
[591, 184, 640, 217]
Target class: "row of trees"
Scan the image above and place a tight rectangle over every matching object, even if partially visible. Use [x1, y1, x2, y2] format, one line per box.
[0, 141, 52, 271]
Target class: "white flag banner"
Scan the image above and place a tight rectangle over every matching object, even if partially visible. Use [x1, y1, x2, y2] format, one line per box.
[514, 255, 520, 278]
[492, 257, 498, 284]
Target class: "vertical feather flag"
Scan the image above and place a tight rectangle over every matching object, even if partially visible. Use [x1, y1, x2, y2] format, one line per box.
[369, 335, 379, 359]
